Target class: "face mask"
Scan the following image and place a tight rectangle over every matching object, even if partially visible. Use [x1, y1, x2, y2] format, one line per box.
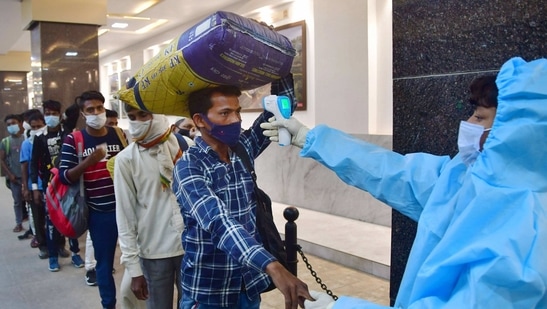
[45, 115, 60, 128]
[29, 126, 47, 143]
[23, 121, 31, 131]
[201, 114, 241, 147]
[128, 119, 152, 140]
[177, 128, 191, 138]
[31, 126, 47, 136]
[84, 112, 107, 130]
[457, 121, 486, 166]
[7, 124, 20, 135]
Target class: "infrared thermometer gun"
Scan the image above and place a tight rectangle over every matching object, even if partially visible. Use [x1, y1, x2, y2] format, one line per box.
[262, 95, 292, 146]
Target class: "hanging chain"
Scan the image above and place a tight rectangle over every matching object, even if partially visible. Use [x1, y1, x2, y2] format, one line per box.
[297, 245, 338, 301]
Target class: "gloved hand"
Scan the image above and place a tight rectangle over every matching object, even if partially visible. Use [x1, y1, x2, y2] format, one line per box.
[304, 290, 336, 309]
[260, 116, 309, 148]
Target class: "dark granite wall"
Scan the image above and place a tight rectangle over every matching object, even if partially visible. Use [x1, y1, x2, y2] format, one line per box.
[0, 71, 28, 141]
[391, 0, 546, 305]
[30, 22, 100, 111]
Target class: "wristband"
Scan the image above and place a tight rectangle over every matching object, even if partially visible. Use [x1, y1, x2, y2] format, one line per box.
[31, 183, 38, 190]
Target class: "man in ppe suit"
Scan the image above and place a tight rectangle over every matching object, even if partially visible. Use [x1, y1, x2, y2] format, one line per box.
[261, 57, 547, 308]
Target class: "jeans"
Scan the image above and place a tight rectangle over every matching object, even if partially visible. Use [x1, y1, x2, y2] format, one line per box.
[141, 255, 183, 309]
[45, 214, 79, 256]
[29, 195, 47, 250]
[180, 292, 260, 309]
[10, 178, 24, 225]
[89, 209, 118, 309]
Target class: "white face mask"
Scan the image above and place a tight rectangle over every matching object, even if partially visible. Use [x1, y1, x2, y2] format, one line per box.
[31, 126, 47, 137]
[23, 121, 32, 131]
[457, 121, 487, 166]
[29, 126, 47, 143]
[128, 119, 152, 140]
[84, 112, 107, 130]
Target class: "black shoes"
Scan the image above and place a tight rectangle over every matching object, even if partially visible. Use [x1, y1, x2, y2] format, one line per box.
[85, 269, 97, 286]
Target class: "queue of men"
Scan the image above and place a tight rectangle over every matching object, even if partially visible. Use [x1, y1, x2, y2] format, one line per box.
[1, 91, 197, 309]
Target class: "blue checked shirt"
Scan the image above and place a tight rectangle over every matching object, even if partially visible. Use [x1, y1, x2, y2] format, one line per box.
[173, 111, 276, 306]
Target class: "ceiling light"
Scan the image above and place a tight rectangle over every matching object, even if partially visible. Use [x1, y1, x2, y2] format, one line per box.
[107, 14, 151, 21]
[112, 22, 129, 29]
[135, 19, 168, 34]
[65, 51, 78, 57]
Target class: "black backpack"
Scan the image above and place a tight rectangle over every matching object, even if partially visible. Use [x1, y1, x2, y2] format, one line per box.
[232, 144, 288, 293]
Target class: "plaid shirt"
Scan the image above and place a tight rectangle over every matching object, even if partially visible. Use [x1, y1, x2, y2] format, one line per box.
[173, 111, 276, 306]
[173, 76, 295, 306]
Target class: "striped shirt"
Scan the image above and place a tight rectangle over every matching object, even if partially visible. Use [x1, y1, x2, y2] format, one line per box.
[59, 127, 125, 212]
[173, 111, 276, 306]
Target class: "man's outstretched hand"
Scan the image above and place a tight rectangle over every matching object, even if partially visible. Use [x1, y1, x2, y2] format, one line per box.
[266, 261, 314, 309]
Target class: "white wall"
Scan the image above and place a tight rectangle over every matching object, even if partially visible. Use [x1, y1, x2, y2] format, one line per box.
[98, 0, 394, 226]
[369, 0, 393, 135]
[99, 0, 392, 135]
[313, 0, 369, 134]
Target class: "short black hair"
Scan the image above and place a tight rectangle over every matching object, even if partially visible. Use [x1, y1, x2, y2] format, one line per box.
[22, 109, 42, 121]
[106, 109, 119, 118]
[468, 75, 498, 109]
[4, 114, 22, 123]
[75, 91, 105, 110]
[123, 102, 137, 113]
[63, 103, 80, 132]
[28, 112, 45, 124]
[42, 100, 62, 112]
[188, 85, 242, 117]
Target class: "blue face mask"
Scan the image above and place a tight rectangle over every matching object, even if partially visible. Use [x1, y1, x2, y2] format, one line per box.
[7, 124, 20, 135]
[45, 115, 60, 128]
[201, 114, 241, 147]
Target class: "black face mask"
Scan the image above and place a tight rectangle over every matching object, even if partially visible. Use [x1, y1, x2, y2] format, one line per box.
[177, 128, 191, 138]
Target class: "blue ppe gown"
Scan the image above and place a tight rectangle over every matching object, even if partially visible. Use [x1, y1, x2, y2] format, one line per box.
[300, 57, 547, 308]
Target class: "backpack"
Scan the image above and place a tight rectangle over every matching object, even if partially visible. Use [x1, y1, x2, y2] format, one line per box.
[232, 143, 289, 293]
[45, 131, 88, 238]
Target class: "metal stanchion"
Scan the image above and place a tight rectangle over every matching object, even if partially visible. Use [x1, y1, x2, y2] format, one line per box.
[283, 206, 299, 276]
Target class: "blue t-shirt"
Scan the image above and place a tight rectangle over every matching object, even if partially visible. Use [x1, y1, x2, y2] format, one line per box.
[20, 139, 42, 189]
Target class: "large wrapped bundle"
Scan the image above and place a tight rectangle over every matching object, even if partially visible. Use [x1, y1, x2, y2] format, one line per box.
[116, 11, 296, 116]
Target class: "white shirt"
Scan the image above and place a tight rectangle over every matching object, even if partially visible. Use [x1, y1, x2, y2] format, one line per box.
[114, 140, 184, 278]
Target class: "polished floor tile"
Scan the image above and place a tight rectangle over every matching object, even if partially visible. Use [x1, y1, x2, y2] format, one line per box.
[0, 185, 389, 308]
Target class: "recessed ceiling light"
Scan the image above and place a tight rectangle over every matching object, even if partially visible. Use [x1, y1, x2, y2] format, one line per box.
[135, 19, 168, 34]
[65, 51, 78, 57]
[112, 22, 129, 29]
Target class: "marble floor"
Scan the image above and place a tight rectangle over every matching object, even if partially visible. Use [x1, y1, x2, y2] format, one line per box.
[0, 184, 390, 308]
[261, 254, 390, 308]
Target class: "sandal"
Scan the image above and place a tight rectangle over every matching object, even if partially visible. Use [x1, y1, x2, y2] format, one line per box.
[12, 225, 23, 233]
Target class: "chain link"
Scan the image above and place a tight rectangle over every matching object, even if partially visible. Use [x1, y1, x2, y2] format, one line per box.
[297, 245, 338, 301]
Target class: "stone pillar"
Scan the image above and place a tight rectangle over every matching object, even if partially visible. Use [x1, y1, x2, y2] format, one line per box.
[29, 22, 100, 109]
[22, 0, 106, 110]
[0, 72, 29, 140]
[390, 0, 546, 305]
